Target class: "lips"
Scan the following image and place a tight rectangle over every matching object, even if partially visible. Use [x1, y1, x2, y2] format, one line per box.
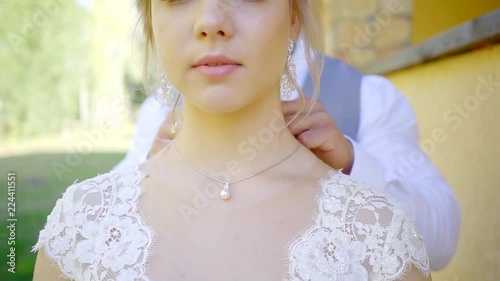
[193, 55, 241, 67]
[193, 55, 242, 78]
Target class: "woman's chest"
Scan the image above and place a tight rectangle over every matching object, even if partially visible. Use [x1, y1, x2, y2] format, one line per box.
[139, 182, 318, 280]
[148, 218, 296, 280]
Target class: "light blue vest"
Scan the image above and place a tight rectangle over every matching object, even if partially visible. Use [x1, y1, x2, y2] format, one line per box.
[303, 57, 362, 141]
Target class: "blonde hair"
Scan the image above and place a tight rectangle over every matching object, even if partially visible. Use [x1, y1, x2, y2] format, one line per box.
[135, 0, 324, 119]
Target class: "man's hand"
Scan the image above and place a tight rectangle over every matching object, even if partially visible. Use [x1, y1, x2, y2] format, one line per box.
[283, 98, 354, 174]
[148, 110, 176, 158]
[148, 100, 355, 174]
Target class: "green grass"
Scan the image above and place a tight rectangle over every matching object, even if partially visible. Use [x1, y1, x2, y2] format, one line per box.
[0, 152, 125, 281]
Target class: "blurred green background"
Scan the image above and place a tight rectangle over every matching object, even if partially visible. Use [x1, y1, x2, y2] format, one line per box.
[0, 0, 147, 140]
[0, 153, 125, 281]
[0, 0, 145, 280]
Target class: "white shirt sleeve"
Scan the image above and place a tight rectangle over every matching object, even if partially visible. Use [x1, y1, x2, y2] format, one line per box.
[114, 95, 170, 169]
[348, 75, 462, 271]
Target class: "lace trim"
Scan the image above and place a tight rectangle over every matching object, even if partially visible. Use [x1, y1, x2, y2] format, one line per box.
[33, 167, 429, 281]
[285, 171, 430, 281]
[32, 166, 154, 281]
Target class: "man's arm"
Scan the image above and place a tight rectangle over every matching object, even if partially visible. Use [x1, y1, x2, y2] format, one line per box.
[349, 75, 461, 270]
[283, 75, 461, 270]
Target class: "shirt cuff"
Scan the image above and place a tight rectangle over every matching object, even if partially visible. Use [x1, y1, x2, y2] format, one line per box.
[345, 136, 387, 194]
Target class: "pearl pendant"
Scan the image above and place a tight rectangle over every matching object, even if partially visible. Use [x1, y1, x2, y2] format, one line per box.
[220, 183, 230, 200]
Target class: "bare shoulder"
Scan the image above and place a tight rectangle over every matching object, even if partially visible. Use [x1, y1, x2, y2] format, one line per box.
[402, 266, 433, 281]
[31, 166, 145, 280]
[323, 172, 432, 279]
[287, 170, 431, 280]
[33, 249, 70, 281]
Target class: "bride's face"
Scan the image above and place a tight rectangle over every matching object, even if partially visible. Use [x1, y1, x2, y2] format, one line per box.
[151, 0, 300, 113]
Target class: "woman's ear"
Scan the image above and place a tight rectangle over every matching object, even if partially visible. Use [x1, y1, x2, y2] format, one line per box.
[290, 9, 301, 42]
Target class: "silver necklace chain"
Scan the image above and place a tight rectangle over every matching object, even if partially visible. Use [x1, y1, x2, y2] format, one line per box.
[172, 140, 300, 200]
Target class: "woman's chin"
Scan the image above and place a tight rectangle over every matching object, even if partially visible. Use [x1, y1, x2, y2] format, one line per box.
[191, 100, 251, 114]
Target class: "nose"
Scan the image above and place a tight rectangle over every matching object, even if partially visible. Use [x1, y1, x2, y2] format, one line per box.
[193, 0, 234, 40]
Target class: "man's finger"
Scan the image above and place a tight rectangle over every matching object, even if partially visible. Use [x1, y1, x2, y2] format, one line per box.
[282, 99, 303, 116]
[282, 97, 323, 117]
[287, 111, 328, 136]
[296, 127, 330, 150]
[157, 111, 176, 139]
[147, 111, 176, 158]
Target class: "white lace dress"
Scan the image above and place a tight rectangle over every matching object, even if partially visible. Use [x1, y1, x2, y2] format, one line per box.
[33, 166, 430, 281]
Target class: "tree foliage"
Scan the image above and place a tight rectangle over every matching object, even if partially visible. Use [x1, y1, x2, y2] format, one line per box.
[0, 0, 91, 138]
[0, 0, 145, 140]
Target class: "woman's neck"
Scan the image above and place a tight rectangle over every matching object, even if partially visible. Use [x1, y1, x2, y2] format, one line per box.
[171, 94, 299, 176]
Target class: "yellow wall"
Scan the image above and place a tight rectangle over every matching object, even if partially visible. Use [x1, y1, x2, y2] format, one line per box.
[386, 44, 500, 280]
[412, 0, 499, 43]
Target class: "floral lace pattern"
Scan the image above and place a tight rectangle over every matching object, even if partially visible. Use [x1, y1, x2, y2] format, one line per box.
[33, 168, 429, 280]
[32, 166, 153, 281]
[286, 171, 430, 281]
